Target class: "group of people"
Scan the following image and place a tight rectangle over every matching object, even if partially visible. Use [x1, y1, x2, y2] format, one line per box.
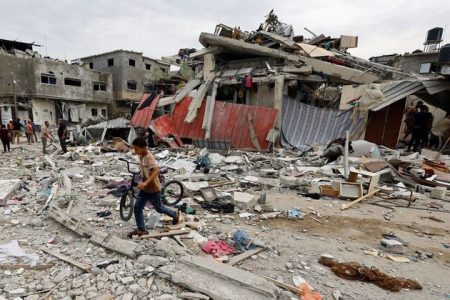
[0, 118, 68, 154]
[404, 101, 450, 152]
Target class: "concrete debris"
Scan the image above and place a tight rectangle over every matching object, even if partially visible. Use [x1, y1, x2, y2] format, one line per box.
[159, 255, 278, 299]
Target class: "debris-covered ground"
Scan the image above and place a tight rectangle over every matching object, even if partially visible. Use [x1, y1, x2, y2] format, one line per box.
[0, 142, 449, 300]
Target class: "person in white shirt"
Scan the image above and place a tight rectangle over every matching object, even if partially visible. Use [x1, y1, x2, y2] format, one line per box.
[430, 113, 450, 150]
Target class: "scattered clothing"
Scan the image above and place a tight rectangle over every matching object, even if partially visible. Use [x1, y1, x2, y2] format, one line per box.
[233, 230, 257, 252]
[201, 240, 235, 258]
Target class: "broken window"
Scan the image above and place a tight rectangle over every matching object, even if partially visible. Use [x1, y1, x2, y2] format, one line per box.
[93, 82, 107, 91]
[91, 108, 98, 116]
[127, 80, 137, 90]
[41, 72, 57, 85]
[101, 109, 107, 117]
[89, 62, 94, 69]
[144, 83, 154, 93]
[64, 78, 82, 87]
[129, 59, 136, 67]
[145, 63, 151, 70]
[160, 67, 167, 73]
[108, 58, 114, 67]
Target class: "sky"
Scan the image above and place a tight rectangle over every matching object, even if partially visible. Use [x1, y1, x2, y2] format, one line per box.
[1, 0, 449, 62]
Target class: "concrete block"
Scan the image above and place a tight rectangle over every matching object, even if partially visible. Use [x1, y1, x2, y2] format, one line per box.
[380, 238, 403, 253]
[260, 169, 280, 178]
[182, 181, 209, 193]
[0, 179, 20, 205]
[430, 187, 446, 200]
[224, 156, 244, 164]
[234, 192, 258, 209]
[173, 173, 208, 182]
[280, 175, 298, 188]
[159, 255, 278, 300]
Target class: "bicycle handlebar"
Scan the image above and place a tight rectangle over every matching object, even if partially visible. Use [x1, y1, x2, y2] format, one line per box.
[118, 158, 140, 175]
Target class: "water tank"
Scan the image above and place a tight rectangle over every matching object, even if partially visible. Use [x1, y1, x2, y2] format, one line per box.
[439, 44, 450, 62]
[425, 27, 443, 44]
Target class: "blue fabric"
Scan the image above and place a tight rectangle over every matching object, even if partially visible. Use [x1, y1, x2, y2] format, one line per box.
[233, 230, 257, 251]
[134, 190, 176, 230]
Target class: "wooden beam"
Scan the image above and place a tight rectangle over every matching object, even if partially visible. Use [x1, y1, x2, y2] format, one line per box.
[41, 247, 91, 272]
[247, 114, 261, 151]
[185, 77, 213, 123]
[340, 189, 380, 210]
[262, 276, 301, 294]
[140, 229, 190, 239]
[174, 79, 201, 103]
[0, 263, 55, 270]
[227, 248, 264, 266]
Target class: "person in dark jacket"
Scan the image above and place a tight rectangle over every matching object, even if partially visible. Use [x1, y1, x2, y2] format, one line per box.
[0, 124, 11, 152]
[408, 105, 433, 152]
[57, 119, 68, 153]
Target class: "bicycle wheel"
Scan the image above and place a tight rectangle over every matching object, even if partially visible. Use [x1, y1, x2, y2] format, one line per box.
[119, 188, 135, 221]
[161, 180, 184, 206]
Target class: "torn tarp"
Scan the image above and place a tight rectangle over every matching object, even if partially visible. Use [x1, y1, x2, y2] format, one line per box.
[281, 97, 361, 150]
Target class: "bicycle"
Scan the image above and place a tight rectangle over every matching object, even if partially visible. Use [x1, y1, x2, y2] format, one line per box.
[118, 158, 184, 221]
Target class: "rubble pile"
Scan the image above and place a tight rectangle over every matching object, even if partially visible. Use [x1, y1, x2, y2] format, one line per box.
[0, 138, 449, 300]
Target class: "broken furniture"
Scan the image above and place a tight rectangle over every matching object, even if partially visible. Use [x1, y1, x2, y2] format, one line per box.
[348, 169, 380, 193]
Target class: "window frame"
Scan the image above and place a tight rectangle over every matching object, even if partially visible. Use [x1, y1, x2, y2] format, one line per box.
[41, 72, 57, 85]
[107, 58, 114, 67]
[127, 80, 137, 91]
[64, 78, 82, 87]
[93, 82, 107, 92]
[91, 108, 98, 117]
[129, 59, 136, 67]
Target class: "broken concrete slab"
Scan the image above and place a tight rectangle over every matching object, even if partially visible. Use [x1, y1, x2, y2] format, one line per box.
[0, 179, 21, 205]
[224, 156, 244, 164]
[280, 175, 298, 188]
[183, 181, 209, 193]
[173, 173, 208, 182]
[158, 255, 278, 300]
[234, 192, 259, 210]
[90, 231, 139, 258]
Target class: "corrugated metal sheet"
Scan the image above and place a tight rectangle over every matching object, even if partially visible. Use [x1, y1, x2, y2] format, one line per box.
[130, 93, 160, 128]
[150, 114, 183, 148]
[281, 97, 359, 149]
[151, 97, 278, 150]
[370, 81, 423, 111]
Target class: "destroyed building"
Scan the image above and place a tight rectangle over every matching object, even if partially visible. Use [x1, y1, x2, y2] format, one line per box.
[129, 18, 450, 153]
[0, 38, 113, 126]
[76, 50, 170, 115]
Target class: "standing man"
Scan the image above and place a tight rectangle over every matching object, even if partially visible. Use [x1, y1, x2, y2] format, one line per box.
[32, 121, 39, 143]
[0, 124, 11, 153]
[408, 105, 433, 152]
[26, 120, 35, 143]
[403, 100, 423, 141]
[12, 118, 23, 144]
[7, 120, 14, 144]
[41, 121, 53, 154]
[127, 137, 181, 238]
[57, 119, 68, 153]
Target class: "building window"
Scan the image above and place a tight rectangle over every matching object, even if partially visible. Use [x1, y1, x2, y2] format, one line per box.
[108, 58, 114, 67]
[127, 80, 137, 90]
[64, 78, 82, 87]
[101, 109, 107, 117]
[129, 59, 136, 67]
[93, 82, 107, 91]
[89, 62, 93, 69]
[160, 67, 167, 73]
[145, 63, 151, 70]
[91, 108, 98, 116]
[41, 72, 56, 85]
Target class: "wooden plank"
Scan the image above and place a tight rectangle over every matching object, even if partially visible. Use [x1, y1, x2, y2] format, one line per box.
[41, 247, 91, 272]
[227, 248, 264, 266]
[262, 276, 301, 294]
[340, 189, 380, 210]
[90, 231, 139, 258]
[247, 114, 261, 151]
[157, 96, 176, 107]
[140, 229, 190, 239]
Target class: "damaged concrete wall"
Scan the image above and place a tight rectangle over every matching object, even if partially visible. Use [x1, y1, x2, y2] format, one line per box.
[32, 99, 56, 125]
[33, 58, 113, 103]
